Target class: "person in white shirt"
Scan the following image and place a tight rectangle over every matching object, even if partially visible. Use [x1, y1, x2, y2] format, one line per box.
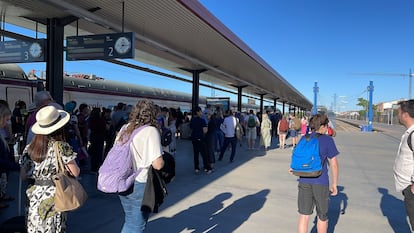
[116, 99, 164, 232]
[218, 110, 238, 162]
[394, 99, 414, 231]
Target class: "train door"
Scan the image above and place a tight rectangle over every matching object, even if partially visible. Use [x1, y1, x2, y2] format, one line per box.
[5, 87, 32, 109]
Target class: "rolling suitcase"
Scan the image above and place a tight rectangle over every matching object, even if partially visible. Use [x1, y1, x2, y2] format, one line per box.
[0, 176, 27, 233]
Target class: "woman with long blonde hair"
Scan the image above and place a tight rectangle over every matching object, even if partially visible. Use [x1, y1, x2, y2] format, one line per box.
[116, 99, 164, 233]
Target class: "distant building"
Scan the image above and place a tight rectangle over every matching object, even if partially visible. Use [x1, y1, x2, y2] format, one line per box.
[375, 99, 405, 124]
[375, 99, 405, 113]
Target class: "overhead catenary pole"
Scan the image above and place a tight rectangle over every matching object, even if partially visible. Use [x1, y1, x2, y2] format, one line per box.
[352, 70, 413, 100]
[367, 81, 374, 131]
[409, 69, 412, 99]
[313, 81, 318, 115]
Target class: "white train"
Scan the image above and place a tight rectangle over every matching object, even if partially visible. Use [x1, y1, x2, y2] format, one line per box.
[0, 64, 259, 112]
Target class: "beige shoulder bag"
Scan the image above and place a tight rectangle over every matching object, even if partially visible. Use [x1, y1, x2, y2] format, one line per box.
[53, 142, 88, 212]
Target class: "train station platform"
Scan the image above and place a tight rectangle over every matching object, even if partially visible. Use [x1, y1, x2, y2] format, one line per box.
[0, 121, 411, 233]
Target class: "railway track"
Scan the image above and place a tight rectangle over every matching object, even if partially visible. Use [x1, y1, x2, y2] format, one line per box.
[335, 119, 361, 132]
[335, 118, 403, 143]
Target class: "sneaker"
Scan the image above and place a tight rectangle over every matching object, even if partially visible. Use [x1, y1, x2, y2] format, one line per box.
[194, 169, 200, 173]
[205, 169, 213, 174]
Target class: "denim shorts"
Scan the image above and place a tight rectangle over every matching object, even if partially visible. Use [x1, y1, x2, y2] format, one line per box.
[298, 183, 330, 221]
[289, 129, 299, 137]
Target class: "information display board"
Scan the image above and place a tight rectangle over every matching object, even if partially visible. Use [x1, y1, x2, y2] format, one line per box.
[0, 39, 46, 63]
[206, 97, 230, 112]
[66, 32, 135, 61]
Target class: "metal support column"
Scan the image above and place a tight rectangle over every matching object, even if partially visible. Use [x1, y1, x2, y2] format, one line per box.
[232, 85, 247, 112]
[282, 102, 286, 115]
[46, 18, 65, 105]
[367, 81, 374, 131]
[259, 94, 265, 114]
[273, 98, 279, 112]
[182, 68, 207, 115]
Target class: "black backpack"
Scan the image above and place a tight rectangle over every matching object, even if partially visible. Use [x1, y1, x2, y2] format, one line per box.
[161, 127, 172, 147]
[160, 151, 175, 184]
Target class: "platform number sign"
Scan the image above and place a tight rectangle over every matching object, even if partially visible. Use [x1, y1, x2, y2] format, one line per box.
[0, 39, 46, 63]
[66, 32, 135, 61]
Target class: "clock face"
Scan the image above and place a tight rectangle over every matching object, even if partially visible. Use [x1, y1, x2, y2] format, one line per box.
[114, 36, 131, 54]
[29, 42, 43, 58]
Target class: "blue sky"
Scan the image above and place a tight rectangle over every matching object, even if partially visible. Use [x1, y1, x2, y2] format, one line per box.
[9, 0, 414, 111]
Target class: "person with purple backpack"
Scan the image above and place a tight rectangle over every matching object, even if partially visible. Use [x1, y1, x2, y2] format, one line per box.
[114, 99, 164, 232]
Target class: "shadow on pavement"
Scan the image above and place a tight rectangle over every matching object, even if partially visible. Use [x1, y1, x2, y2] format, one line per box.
[146, 189, 270, 232]
[378, 187, 411, 233]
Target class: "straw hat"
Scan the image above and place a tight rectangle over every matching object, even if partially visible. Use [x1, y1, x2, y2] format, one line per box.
[32, 105, 70, 135]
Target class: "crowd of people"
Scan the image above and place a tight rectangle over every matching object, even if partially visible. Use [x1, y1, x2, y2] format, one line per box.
[5, 92, 414, 233]
[0, 91, 344, 232]
[186, 106, 336, 175]
[0, 92, 180, 232]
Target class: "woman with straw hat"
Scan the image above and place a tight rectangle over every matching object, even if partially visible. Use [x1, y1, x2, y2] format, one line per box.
[20, 105, 80, 233]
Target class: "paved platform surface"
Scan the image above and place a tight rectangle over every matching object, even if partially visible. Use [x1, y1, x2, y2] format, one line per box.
[0, 121, 411, 233]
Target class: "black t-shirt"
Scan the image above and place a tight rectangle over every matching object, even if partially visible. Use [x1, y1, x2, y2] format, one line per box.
[190, 116, 207, 140]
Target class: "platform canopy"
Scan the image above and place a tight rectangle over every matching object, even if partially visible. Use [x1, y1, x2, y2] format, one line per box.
[0, 0, 312, 110]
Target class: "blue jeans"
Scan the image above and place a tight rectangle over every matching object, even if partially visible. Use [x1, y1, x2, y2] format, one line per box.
[215, 130, 224, 152]
[119, 181, 149, 233]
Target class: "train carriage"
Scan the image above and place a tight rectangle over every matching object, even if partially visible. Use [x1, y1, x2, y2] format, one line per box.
[0, 64, 258, 112]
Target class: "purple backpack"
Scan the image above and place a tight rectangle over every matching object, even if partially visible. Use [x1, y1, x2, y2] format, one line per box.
[97, 125, 147, 193]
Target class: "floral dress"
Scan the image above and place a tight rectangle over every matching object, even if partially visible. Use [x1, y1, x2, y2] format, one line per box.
[20, 140, 77, 233]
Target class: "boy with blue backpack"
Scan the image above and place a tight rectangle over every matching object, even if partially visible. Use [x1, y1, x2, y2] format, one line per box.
[290, 114, 339, 233]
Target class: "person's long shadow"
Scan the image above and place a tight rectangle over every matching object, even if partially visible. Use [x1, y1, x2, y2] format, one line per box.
[210, 189, 270, 232]
[378, 187, 411, 233]
[310, 186, 348, 233]
[146, 189, 270, 232]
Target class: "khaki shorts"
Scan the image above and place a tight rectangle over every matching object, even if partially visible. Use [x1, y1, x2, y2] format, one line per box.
[246, 127, 257, 140]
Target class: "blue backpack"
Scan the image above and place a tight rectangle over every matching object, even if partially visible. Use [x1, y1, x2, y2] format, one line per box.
[290, 134, 323, 177]
[97, 125, 147, 193]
